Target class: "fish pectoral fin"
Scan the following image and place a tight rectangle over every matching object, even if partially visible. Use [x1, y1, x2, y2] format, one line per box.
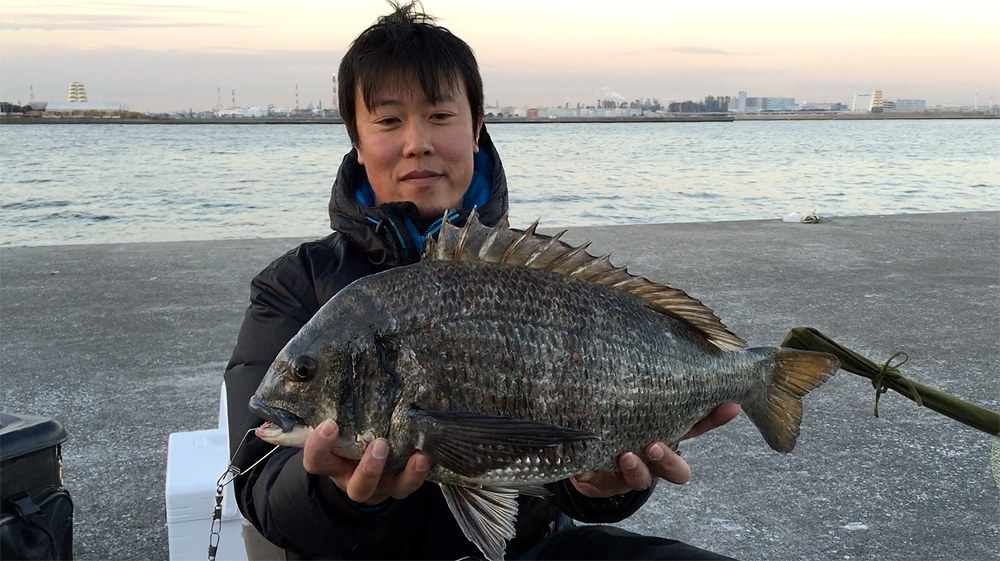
[414, 408, 597, 477]
[439, 483, 518, 561]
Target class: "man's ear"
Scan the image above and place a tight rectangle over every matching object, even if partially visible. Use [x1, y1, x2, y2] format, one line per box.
[355, 143, 365, 165]
[473, 116, 484, 153]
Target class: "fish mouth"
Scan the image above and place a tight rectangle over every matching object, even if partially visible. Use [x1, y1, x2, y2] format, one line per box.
[249, 395, 302, 433]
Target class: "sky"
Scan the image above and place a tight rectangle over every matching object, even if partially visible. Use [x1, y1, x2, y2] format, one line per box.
[1, 0, 998, 112]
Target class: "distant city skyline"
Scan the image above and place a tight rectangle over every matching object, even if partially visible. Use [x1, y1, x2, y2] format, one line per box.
[1, 0, 997, 112]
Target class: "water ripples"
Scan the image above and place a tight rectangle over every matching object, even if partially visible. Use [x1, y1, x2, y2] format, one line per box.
[1, 120, 997, 246]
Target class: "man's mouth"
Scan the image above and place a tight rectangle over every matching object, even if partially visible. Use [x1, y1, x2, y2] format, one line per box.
[400, 170, 443, 181]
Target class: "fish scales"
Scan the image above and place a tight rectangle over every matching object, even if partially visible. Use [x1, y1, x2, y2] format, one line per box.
[250, 211, 840, 561]
[354, 260, 761, 476]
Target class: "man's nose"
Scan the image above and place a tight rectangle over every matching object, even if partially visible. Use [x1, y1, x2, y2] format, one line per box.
[402, 120, 433, 157]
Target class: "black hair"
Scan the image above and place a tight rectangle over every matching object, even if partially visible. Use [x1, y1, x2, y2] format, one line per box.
[338, 1, 484, 147]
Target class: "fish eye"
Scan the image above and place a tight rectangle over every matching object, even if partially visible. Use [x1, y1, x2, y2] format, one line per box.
[289, 355, 317, 382]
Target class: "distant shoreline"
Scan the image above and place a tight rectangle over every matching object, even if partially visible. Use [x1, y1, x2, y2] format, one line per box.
[1, 112, 995, 125]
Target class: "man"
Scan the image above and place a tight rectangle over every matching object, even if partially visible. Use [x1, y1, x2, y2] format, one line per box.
[225, 3, 739, 559]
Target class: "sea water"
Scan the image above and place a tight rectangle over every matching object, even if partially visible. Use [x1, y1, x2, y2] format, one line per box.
[1, 119, 996, 247]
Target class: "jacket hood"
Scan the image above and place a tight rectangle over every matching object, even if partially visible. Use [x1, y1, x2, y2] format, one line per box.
[328, 124, 509, 270]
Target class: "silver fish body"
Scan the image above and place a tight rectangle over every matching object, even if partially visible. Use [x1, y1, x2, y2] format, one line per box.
[251, 213, 839, 560]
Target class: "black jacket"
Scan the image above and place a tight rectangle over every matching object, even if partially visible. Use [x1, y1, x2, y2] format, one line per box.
[224, 126, 653, 559]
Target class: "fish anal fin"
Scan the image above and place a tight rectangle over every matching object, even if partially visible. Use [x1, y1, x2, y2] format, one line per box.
[439, 483, 517, 561]
[412, 408, 597, 477]
[744, 348, 840, 453]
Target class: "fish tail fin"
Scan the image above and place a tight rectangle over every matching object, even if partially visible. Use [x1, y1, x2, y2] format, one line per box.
[743, 348, 839, 453]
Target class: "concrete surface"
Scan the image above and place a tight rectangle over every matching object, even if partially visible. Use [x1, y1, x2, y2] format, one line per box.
[1, 211, 997, 560]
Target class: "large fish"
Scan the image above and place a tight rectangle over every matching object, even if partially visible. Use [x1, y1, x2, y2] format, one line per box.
[250, 211, 839, 560]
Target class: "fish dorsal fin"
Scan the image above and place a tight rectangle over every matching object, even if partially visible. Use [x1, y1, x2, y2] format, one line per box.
[423, 210, 747, 351]
[439, 483, 517, 561]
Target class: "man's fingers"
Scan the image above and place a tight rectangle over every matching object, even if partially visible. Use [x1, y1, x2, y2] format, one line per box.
[618, 452, 653, 491]
[571, 471, 628, 498]
[346, 438, 390, 504]
[571, 456, 651, 498]
[645, 442, 691, 484]
[390, 452, 432, 500]
[302, 424, 423, 505]
[302, 419, 347, 476]
[681, 403, 742, 441]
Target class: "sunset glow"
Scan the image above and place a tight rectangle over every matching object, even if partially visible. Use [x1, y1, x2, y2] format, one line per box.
[1, 0, 997, 111]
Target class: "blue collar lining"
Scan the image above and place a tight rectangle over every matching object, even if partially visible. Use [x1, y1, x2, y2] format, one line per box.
[353, 150, 494, 250]
[403, 210, 461, 249]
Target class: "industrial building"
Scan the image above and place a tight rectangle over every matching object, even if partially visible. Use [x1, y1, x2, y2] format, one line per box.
[67, 82, 88, 102]
[730, 92, 796, 113]
[45, 101, 129, 116]
[894, 99, 927, 112]
[39, 82, 129, 116]
[852, 90, 885, 112]
[853, 91, 927, 113]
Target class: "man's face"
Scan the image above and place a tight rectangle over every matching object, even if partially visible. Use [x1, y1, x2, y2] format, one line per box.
[354, 79, 483, 219]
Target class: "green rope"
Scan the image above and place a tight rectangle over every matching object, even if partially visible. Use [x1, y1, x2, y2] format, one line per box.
[781, 326, 999, 437]
[872, 351, 920, 418]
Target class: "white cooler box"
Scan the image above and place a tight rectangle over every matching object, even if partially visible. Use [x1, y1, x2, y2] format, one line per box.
[166, 385, 248, 561]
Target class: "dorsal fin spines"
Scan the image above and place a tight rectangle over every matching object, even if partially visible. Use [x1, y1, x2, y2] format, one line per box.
[424, 215, 443, 261]
[610, 277, 647, 291]
[547, 242, 593, 274]
[435, 212, 459, 261]
[501, 220, 539, 264]
[569, 253, 613, 279]
[523, 230, 567, 268]
[420, 215, 747, 351]
[479, 225, 502, 261]
[496, 213, 511, 231]
[588, 266, 630, 286]
[474, 210, 507, 262]
[455, 216, 474, 259]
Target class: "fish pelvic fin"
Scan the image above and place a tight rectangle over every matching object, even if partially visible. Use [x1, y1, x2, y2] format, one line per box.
[423, 209, 747, 352]
[744, 348, 840, 453]
[439, 483, 517, 561]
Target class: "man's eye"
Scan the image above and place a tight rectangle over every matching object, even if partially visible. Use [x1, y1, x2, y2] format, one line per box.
[375, 117, 400, 126]
[431, 112, 453, 121]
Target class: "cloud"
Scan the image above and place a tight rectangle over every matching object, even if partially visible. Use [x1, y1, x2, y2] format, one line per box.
[0, 44, 343, 111]
[3, 2, 247, 14]
[80, 43, 123, 50]
[619, 46, 761, 56]
[596, 87, 627, 102]
[0, 13, 255, 31]
[88, 2, 248, 14]
[2, 43, 993, 111]
[659, 46, 734, 55]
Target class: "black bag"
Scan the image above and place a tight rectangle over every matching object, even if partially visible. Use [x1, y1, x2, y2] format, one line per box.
[0, 413, 73, 560]
[1, 486, 73, 560]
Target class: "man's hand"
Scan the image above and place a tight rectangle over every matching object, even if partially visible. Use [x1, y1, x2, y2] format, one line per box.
[301, 419, 431, 506]
[570, 403, 742, 498]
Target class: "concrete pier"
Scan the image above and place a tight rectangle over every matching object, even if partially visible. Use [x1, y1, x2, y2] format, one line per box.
[1, 211, 997, 560]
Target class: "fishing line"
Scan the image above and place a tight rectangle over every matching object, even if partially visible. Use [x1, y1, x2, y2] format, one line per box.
[208, 429, 279, 561]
